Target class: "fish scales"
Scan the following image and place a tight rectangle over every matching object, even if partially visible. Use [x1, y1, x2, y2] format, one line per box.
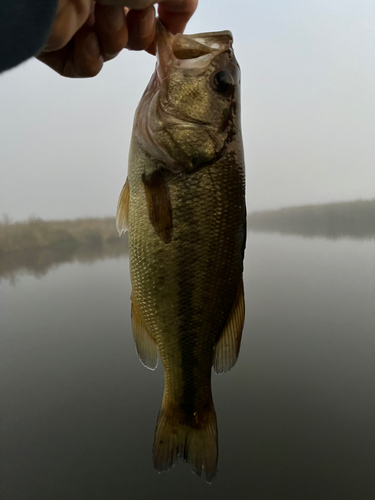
[129, 140, 244, 398]
[117, 22, 246, 481]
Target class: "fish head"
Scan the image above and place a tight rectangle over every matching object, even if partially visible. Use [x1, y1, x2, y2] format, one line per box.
[134, 22, 241, 173]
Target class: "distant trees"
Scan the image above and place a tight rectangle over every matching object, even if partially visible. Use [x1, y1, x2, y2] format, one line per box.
[0, 217, 128, 281]
[1, 198, 374, 280]
[247, 200, 375, 240]
[0, 217, 124, 255]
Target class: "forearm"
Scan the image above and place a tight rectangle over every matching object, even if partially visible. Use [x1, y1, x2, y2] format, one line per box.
[0, 0, 58, 73]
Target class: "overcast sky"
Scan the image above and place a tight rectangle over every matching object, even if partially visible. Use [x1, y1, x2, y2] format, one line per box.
[1, 0, 375, 221]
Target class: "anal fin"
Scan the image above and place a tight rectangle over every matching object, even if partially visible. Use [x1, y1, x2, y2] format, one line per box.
[213, 278, 245, 374]
[116, 177, 130, 235]
[131, 299, 158, 370]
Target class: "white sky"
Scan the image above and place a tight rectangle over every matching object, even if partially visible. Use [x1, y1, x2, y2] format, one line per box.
[1, 0, 375, 221]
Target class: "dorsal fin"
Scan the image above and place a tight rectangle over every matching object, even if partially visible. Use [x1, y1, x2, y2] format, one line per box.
[116, 178, 130, 235]
[131, 298, 158, 370]
[213, 278, 245, 374]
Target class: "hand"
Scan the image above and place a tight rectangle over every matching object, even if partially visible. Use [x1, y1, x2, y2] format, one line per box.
[38, 0, 198, 78]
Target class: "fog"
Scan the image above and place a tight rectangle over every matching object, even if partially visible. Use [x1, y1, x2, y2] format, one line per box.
[1, 0, 375, 221]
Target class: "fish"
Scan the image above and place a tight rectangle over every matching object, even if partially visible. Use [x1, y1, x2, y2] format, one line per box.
[116, 21, 246, 481]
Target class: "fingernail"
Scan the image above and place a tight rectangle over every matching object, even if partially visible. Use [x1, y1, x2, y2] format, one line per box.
[139, 6, 155, 39]
[85, 31, 100, 58]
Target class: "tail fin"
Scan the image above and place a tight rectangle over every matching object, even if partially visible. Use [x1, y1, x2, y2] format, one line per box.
[153, 404, 218, 482]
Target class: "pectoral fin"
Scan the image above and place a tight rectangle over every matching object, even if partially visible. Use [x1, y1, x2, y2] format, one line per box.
[142, 170, 173, 244]
[131, 299, 158, 370]
[116, 178, 130, 235]
[213, 278, 245, 374]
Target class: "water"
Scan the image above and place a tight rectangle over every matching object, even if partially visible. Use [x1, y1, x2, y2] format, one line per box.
[1, 233, 374, 499]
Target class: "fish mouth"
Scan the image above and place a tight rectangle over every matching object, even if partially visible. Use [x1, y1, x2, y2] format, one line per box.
[155, 21, 233, 82]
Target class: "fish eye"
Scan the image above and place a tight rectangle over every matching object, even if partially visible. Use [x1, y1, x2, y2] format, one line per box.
[211, 70, 234, 95]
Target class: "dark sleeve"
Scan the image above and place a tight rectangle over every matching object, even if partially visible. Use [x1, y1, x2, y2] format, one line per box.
[0, 0, 58, 73]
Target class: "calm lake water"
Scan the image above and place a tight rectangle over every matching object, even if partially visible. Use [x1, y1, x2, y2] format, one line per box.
[1, 232, 374, 499]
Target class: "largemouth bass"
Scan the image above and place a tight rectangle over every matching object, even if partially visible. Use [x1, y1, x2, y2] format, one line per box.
[117, 21, 246, 481]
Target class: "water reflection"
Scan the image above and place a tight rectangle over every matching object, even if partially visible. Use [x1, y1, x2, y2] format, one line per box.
[0, 236, 128, 283]
[248, 200, 375, 240]
[1, 234, 374, 498]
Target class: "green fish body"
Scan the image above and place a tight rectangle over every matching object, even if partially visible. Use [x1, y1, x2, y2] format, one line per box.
[117, 23, 246, 481]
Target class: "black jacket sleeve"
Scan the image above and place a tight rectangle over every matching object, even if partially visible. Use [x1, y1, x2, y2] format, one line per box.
[0, 0, 58, 73]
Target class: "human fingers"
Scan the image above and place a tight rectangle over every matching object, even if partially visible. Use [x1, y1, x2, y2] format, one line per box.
[157, 0, 198, 35]
[96, 0, 197, 34]
[126, 6, 155, 51]
[39, 0, 198, 77]
[43, 0, 93, 52]
[38, 24, 103, 77]
[96, 0, 153, 7]
[94, 3, 128, 60]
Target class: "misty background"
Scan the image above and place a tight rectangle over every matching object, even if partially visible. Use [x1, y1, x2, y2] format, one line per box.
[1, 2, 375, 497]
[1, 0, 375, 221]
